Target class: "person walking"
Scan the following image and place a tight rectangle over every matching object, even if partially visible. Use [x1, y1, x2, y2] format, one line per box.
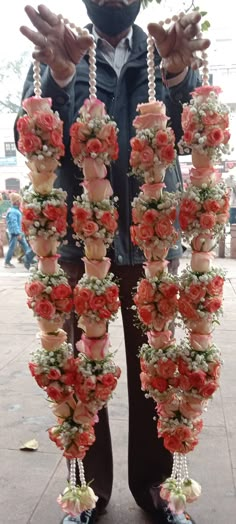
[4, 192, 35, 269]
[17, 2, 210, 523]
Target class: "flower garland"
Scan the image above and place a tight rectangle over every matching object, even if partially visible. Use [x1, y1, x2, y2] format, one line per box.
[130, 20, 230, 516]
[62, 19, 121, 518]
[18, 28, 121, 518]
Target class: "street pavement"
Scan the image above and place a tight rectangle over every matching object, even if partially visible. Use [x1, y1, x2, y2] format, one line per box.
[0, 254, 236, 524]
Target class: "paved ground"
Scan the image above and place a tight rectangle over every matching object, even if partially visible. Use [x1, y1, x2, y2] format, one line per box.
[0, 253, 236, 524]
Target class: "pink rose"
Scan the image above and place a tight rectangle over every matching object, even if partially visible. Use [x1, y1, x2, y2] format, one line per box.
[155, 217, 174, 238]
[73, 402, 96, 425]
[47, 367, 61, 381]
[83, 220, 99, 237]
[157, 358, 177, 378]
[208, 361, 221, 380]
[40, 329, 67, 350]
[30, 237, 59, 257]
[190, 333, 213, 351]
[200, 212, 216, 230]
[85, 238, 107, 260]
[28, 171, 57, 195]
[180, 397, 205, 418]
[143, 244, 169, 261]
[76, 333, 110, 360]
[147, 330, 173, 349]
[81, 97, 106, 119]
[133, 113, 168, 130]
[78, 316, 107, 338]
[187, 283, 206, 303]
[137, 101, 166, 115]
[187, 317, 213, 335]
[136, 279, 155, 303]
[189, 370, 207, 389]
[34, 299, 56, 319]
[27, 157, 59, 174]
[22, 96, 52, 115]
[159, 145, 176, 164]
[25, 280, 46, 297]
[50, 283, 72, 300]
[191, 233, 216, 252]
[83, 157, 107, 180]
[204, 296, 222, 313]
[82, 179, 113, 201]
[46, 381, 65, 402]
[190, 167, 221, 188]
[143, 260, 168, 278]
[191, 149, 214, 169]
[37, 317, 64, 332]
[191, 251, 213, 273]
[199, 380, 219, 398]
[140, 146, 154, 167]
[206, 127, 224, 147]
[82, 257, 111, 279]
[141, 183, 164, 199]
[38, 255, 60, 275]
[207, 275, 224, 295]
[52, 397, 77, 419]
[216, 213, 229, 224]
[192, 85, 222, 98]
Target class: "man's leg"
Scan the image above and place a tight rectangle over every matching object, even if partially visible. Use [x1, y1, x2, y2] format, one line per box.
[19, 234, 35, 268]
[5, 235, 17, 265]
[60, 260, 113, 513]
[113, 264, 173, 513]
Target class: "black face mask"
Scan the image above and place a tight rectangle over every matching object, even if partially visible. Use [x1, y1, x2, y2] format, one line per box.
[83, 0, 141, 36]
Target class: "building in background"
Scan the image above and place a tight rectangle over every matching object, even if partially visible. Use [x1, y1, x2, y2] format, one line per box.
[0, 114, 28, 194]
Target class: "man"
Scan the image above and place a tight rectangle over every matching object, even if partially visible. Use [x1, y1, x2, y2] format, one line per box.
[4, 192, 35, 269]
[16, 2, 210, 523]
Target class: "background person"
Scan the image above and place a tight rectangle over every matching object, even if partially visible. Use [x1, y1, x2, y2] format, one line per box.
[4, 192, 35, 269]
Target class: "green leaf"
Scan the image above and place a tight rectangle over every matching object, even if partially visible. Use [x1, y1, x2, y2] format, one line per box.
[200, 11, 208, 17]
[201, 20, 211, 32]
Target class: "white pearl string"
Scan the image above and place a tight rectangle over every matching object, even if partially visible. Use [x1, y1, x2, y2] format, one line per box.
[77, 459, 86, 488]
[70, 458, 77, 489]
[147, 33, 156, 102]
[33, 59, 42, 97]
[58, 15, 97, 99]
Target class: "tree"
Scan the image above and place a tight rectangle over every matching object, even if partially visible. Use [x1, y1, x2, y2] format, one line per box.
[0, 51, 31, 113]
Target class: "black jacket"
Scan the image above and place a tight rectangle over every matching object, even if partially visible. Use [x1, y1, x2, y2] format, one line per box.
[15, 24, 200, 265]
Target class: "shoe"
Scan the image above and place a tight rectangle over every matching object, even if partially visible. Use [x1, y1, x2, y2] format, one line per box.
[60, 509, 97, 524]
[4, 263, 15, 268]
[153, 506, 196, 524]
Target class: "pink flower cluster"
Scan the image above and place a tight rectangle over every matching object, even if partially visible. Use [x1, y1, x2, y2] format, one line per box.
[74, 274, 120, 323]
[134, 276, 179, 331]
[70, 98, 119, 167]
[72, 195, 118, 247]
[130, 100, 176, 181]
[130, 191, 179, 260]
[74, 353, 121, 409]
[130, 128, 176, 175]
[22, 189, 68, 240]
[25, 268, 73, 321]
[179, 184, 230, 243]
[29, 351, 77, 403]
[180, 86, 231, 161]
[179, 269, 224, 324]
[17, 97, 65, 160]
[48, 419, 96, 460]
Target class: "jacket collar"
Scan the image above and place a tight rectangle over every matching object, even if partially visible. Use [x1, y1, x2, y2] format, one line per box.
[86, 23, 148, 61]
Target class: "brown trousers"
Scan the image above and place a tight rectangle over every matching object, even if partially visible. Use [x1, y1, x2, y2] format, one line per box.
[61, 260, 178, 513]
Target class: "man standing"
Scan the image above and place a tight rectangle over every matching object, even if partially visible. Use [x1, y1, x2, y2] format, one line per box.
[17, 2, 210, 523]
